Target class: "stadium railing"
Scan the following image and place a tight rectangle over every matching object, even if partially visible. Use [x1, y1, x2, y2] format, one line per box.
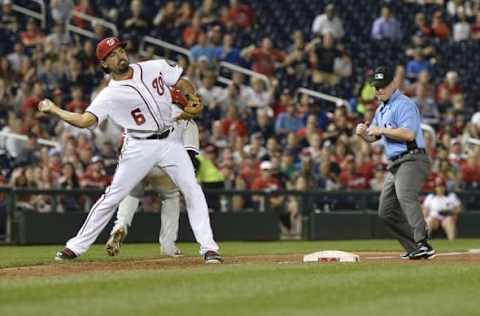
[12, 0, 46, 29]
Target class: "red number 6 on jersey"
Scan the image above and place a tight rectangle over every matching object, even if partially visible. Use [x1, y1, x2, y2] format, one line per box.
[131, 108, 146, 125]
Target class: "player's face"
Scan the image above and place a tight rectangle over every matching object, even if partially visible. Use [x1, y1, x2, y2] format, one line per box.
[103, 47, 129, 74]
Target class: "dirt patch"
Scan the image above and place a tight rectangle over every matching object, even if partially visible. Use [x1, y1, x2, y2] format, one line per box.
[1, 252, 479, 279]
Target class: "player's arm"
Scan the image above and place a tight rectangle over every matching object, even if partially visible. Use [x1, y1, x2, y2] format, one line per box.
[38, 99, 97, 128]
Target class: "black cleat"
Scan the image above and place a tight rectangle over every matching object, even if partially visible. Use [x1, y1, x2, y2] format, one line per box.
[204, 251, 223, 264]
[54, 248, 78, 261]
[408, 241, 436, 260]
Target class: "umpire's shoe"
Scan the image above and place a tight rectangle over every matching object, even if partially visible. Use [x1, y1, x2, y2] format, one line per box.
[106, 227, 127, 256]
[204, 251, 223, 264]
[408, 240, 436, 260]
[54, 248, 78, 261]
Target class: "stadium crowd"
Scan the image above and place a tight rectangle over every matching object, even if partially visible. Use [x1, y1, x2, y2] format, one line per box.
[0, 0, 479, 237]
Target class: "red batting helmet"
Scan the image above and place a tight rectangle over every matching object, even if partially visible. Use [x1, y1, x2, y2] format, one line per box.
[96, 37, 126, 61]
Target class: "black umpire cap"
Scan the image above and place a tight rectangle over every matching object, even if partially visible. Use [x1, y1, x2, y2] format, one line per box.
[370, 65, 395, 89]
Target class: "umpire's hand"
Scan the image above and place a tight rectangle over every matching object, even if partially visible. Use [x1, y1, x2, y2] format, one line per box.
[355, 123, 368, 137]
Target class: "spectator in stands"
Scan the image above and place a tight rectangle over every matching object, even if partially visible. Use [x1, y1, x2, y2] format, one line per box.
[93, 21, 108, 40]
[21, 19, 45, 50]
[197, 70, 223, 113]
[57, 161, 81, 212]
[407, 70, 435, 99]
[247, 77, 275, 110]
[334, 45, 352, 80]
[198, 0, 218, 26]
[14, 134, 40, 167]
[218, 82, 247, 114]
[431, 10, 450, 40]
[453, 9, 471, 41]
[80, 156, 110, 189]
[447, 0, 475, 18]
[220, 104, 247, 138]
[413, 12, 432, 37]
[215, 33, 246, 66]
[250, 108, 275, 141]
[190, 32, 217, 65]
[9, 167, 35, 210]
[338, 155, 369, 190]
[46, 23, 72, 51]
[6, 42, 26, 73]
[241, 36, 286, 78]
[176, 2, 194, 29]
[0, 113, 24, 158]
[196, 144, 225, 211]
[72, 0, 95, 29]
[0, 0, 18, 32]
[311, 4, 344, 39]
[307, 32, 342, 85]
[370, 7, 402, 41]
[21, 82, 44, 115]
[471, 11, 480, 40]
[275, 103, 304, 137]
[153, 1, 176, 42]
[283, 30, 309, 85]
[50, 0, 74, 24]
[219, 161, 246, 211]
[224, 0, 255, 30]
[123, 0, 150, 37]
[460, 151, 480, 189]
[406, 48, 432, 82]
[183, 13, 203, 48]
[436, 70, 463, 107]
[66, 86, 88, 113]
[423, 177, 462, 240]
[369, 165, 386, 191]
[413, 84, 440, 125]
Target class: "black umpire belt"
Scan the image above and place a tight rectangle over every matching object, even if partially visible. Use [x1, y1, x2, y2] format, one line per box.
[131, 128, 174, 140]
[390, 148, 426, 162]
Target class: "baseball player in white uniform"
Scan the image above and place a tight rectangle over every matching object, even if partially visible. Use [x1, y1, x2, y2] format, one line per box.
[38, 37, 222, 263]
[106, 119, 200, 257]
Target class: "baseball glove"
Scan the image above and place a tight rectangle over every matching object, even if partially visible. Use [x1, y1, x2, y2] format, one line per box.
[170, 88, 203, 120]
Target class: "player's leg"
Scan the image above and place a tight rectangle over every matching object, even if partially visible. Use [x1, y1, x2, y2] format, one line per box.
[105, 192, 141, 256]
[378, 171, 417, 253]
[56, 139, 158, 259]
[159, 189, 182, 256]
[159, 141, 221, 262]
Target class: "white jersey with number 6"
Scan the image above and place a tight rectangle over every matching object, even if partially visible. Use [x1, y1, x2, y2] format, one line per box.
[86, 60, 183, 134]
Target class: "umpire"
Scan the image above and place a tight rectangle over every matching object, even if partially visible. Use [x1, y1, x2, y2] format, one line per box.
[356, 65, 435, 260]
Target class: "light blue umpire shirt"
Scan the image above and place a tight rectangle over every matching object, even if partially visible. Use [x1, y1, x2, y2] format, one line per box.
[372, 89, 425, 159]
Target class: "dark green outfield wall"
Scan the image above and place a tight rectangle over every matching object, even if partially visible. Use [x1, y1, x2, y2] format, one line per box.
[12, 210, 480, 244]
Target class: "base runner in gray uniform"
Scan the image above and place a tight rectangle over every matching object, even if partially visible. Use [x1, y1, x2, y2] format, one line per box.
[356, 65, 436, 260]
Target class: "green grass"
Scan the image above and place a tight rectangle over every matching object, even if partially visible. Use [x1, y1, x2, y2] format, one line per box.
[1, 240, 480, 316]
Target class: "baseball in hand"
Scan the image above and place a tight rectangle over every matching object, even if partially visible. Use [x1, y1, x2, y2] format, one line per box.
[38, 99, 56, 114]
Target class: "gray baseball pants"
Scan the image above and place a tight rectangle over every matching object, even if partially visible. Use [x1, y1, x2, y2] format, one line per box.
[378, 153, 431, 252]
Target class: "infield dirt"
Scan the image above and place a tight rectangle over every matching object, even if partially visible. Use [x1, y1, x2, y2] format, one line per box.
[1, 251, 479, 279]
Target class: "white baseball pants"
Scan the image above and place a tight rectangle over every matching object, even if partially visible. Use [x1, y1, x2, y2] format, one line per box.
[65, 135, 218, 256]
